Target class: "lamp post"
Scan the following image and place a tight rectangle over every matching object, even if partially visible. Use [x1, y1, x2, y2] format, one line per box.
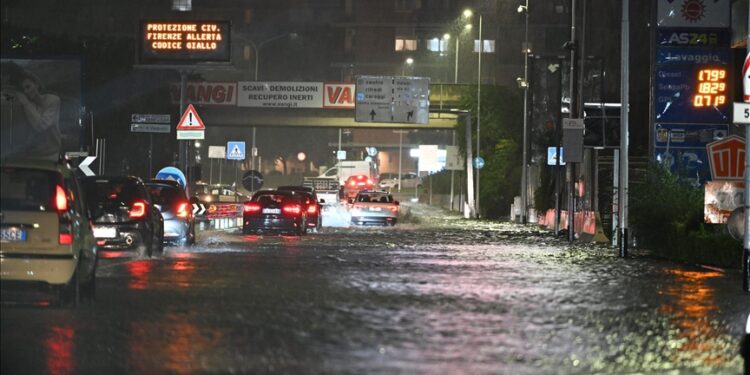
[519, 1, 530, 224]
[463, 8, 483, 216]
[245, 33, 297, 175]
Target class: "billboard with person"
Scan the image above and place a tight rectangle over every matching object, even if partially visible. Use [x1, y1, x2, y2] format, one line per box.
[0, 58, 82, 160]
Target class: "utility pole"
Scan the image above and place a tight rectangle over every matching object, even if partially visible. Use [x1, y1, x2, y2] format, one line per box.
[567, 0, 578, 243]
[619, 0, 630, 257]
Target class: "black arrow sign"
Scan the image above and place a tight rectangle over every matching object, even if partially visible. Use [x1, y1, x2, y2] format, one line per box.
[370, 109, 376, 121]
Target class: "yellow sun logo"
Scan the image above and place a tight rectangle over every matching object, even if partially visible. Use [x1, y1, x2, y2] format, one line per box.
[681, 0, 705, 23]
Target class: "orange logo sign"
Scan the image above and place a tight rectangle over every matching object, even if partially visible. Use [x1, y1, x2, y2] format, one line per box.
[707, 135, 745, 180]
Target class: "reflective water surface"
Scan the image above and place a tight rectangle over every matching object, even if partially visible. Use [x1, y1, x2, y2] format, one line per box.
[2, 203, 747, 374]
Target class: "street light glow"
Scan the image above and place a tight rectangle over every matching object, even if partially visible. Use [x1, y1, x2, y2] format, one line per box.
[463, 9, 473, 18]
[465, 24, 473, 30]
[443, 33, 450, 40]
[406, 57, 414, 65]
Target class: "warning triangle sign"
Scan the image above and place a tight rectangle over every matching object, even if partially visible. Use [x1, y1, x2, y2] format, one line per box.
[176, 104, 206, 130]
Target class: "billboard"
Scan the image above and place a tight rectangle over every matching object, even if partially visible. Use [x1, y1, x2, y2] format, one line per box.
[0, 58, 81, 160]
[139, 20, 231, 63]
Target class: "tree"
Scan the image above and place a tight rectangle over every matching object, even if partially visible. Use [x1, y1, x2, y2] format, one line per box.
[457, 85, 523, 219]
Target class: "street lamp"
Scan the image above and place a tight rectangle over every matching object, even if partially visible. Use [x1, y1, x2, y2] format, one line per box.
[519, 0, 530, 224]
[464, 8, 483, 217]
[246, 32, 298, 81]
[402, 57, 414, 76]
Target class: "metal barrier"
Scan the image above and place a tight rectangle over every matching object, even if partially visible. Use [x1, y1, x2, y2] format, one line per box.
[195, 202, 243, 231]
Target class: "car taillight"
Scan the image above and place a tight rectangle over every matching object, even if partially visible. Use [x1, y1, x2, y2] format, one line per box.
[129, 200, 147, 219]
[58, 233, 73, 245]
[282, 204, 302, 216]
[307, 204, 317, 214]
[55, 184, 72, 245]
[390, 206, 399, 213]
[55, 185, 68, 212]
[367, 179, 373, 185]
[349, 180, 356, 187]
[244, 202, 262, 213]
[176, 201, 190, 218]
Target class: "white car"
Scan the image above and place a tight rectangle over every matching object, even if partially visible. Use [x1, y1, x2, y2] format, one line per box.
[378, 173, 422, 190]
[349, 191, 400, 226]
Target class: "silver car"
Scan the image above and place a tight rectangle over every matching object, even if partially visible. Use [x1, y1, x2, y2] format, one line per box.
[349, 191, 400, 226]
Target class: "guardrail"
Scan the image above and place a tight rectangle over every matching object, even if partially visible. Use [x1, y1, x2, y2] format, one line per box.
[195, 202, 243, 230]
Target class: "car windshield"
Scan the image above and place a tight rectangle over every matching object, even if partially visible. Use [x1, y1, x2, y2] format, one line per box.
[253, 192, 301, 205]
[0, 167, 59, 212]
[82, 179, 145, 206]
[146, 184, 185, 207]
[357, 194, 392, 203]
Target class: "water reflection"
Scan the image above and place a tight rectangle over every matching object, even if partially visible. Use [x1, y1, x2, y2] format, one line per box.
[128, 314, 223, 374]
[126, 260, 154, 290]
[658, 268, 728, 365]
[45, 325, 75, 375]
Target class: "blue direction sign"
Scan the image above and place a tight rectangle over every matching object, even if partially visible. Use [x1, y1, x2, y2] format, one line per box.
[226, 141, 246, 160]
[155, 167, 187, 188]
[547, 147, 566, 166]
[473, 156, 485, 170]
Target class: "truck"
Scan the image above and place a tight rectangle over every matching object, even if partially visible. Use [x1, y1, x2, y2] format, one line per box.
[302, 177, 341, 206]
[317, 160, 378, 186]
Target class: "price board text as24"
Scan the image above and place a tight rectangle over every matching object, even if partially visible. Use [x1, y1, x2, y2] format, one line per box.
[139, 20, 231, 63]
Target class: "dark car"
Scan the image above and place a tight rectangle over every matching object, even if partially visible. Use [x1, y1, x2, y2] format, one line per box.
[276, 185, 322, 232]
[242, 190, 308, 235]
[146, 179, 195, 246]
[81, 176, 164, 257]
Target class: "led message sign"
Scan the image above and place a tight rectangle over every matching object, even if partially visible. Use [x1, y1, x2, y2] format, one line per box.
[139, 20, 230, 63]
[692, 68, 727, 107]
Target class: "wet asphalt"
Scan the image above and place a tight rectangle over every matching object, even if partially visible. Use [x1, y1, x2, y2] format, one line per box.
[1, 203, 748, 374]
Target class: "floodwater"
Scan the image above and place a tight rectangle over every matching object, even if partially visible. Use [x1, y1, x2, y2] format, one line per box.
[1, 203, 747, 374]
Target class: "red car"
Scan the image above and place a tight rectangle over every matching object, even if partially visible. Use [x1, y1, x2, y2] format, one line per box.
[343, 175, 374, 202]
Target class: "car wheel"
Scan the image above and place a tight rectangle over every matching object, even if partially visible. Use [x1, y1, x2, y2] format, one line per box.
[137, 243, 150, 259]
[59, 270, 80, 308]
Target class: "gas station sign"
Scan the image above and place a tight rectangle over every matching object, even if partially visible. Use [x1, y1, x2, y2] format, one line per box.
[139, 20, 231, 63]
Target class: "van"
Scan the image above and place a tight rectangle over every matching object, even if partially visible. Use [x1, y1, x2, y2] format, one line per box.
[318, 160, 378, 186]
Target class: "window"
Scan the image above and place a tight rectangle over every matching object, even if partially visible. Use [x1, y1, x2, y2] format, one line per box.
[395, 37, 418, 51]
[473, 40, 496, 53]
[426, 38, 449, 53]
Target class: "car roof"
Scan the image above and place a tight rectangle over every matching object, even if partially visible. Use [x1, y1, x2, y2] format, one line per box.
[81, 175, 143, 185]
[277, 185, 314, 192]
[146, 179, 182, 188]
[1, 158, 72, 174]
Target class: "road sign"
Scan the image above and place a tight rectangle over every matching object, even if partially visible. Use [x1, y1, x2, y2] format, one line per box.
[130, 123, 171, 133]
[355, 75, 430, 124]
[336, 150, 347, 160]
[176, 130, 205, 140]
[242, 170, 264, 191]
[176, 104, 206, 130]
[445, 145, 464, 170]
[734, 102, 750, 124]
[473, 156, 485, 170]
[132, 114, 170, 124]
[706, 135, 745, 180]
[366, 147, 378, 157]
[192, 203, 207, 216]
[78, 156, 97, 176]
[227, 141, 246, 160]
[208, 146, 226, 159]
[155, 167, 187, 188]
[547, 147, 566, 166]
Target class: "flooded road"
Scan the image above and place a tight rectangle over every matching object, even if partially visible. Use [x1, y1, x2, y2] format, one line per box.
[2, 203, 747, 374]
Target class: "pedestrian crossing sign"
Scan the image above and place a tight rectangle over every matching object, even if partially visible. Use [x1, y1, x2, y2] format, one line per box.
[226, 141, 246, 160]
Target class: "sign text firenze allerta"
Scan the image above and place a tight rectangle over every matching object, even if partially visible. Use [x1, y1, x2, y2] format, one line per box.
[140, 20, 231, 63]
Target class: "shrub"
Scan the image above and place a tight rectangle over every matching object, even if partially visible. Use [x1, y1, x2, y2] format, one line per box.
[630, 163, 741, 268]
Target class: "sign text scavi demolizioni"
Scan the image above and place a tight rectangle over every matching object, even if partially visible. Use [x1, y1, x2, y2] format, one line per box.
[139, 20, 231, 63]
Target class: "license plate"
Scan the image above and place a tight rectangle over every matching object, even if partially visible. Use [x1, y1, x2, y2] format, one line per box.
[0, 227, 27, 242]
[369, 207, 382, 211]
[93, 226, 117, 238]
[262, 208, 281, 214]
